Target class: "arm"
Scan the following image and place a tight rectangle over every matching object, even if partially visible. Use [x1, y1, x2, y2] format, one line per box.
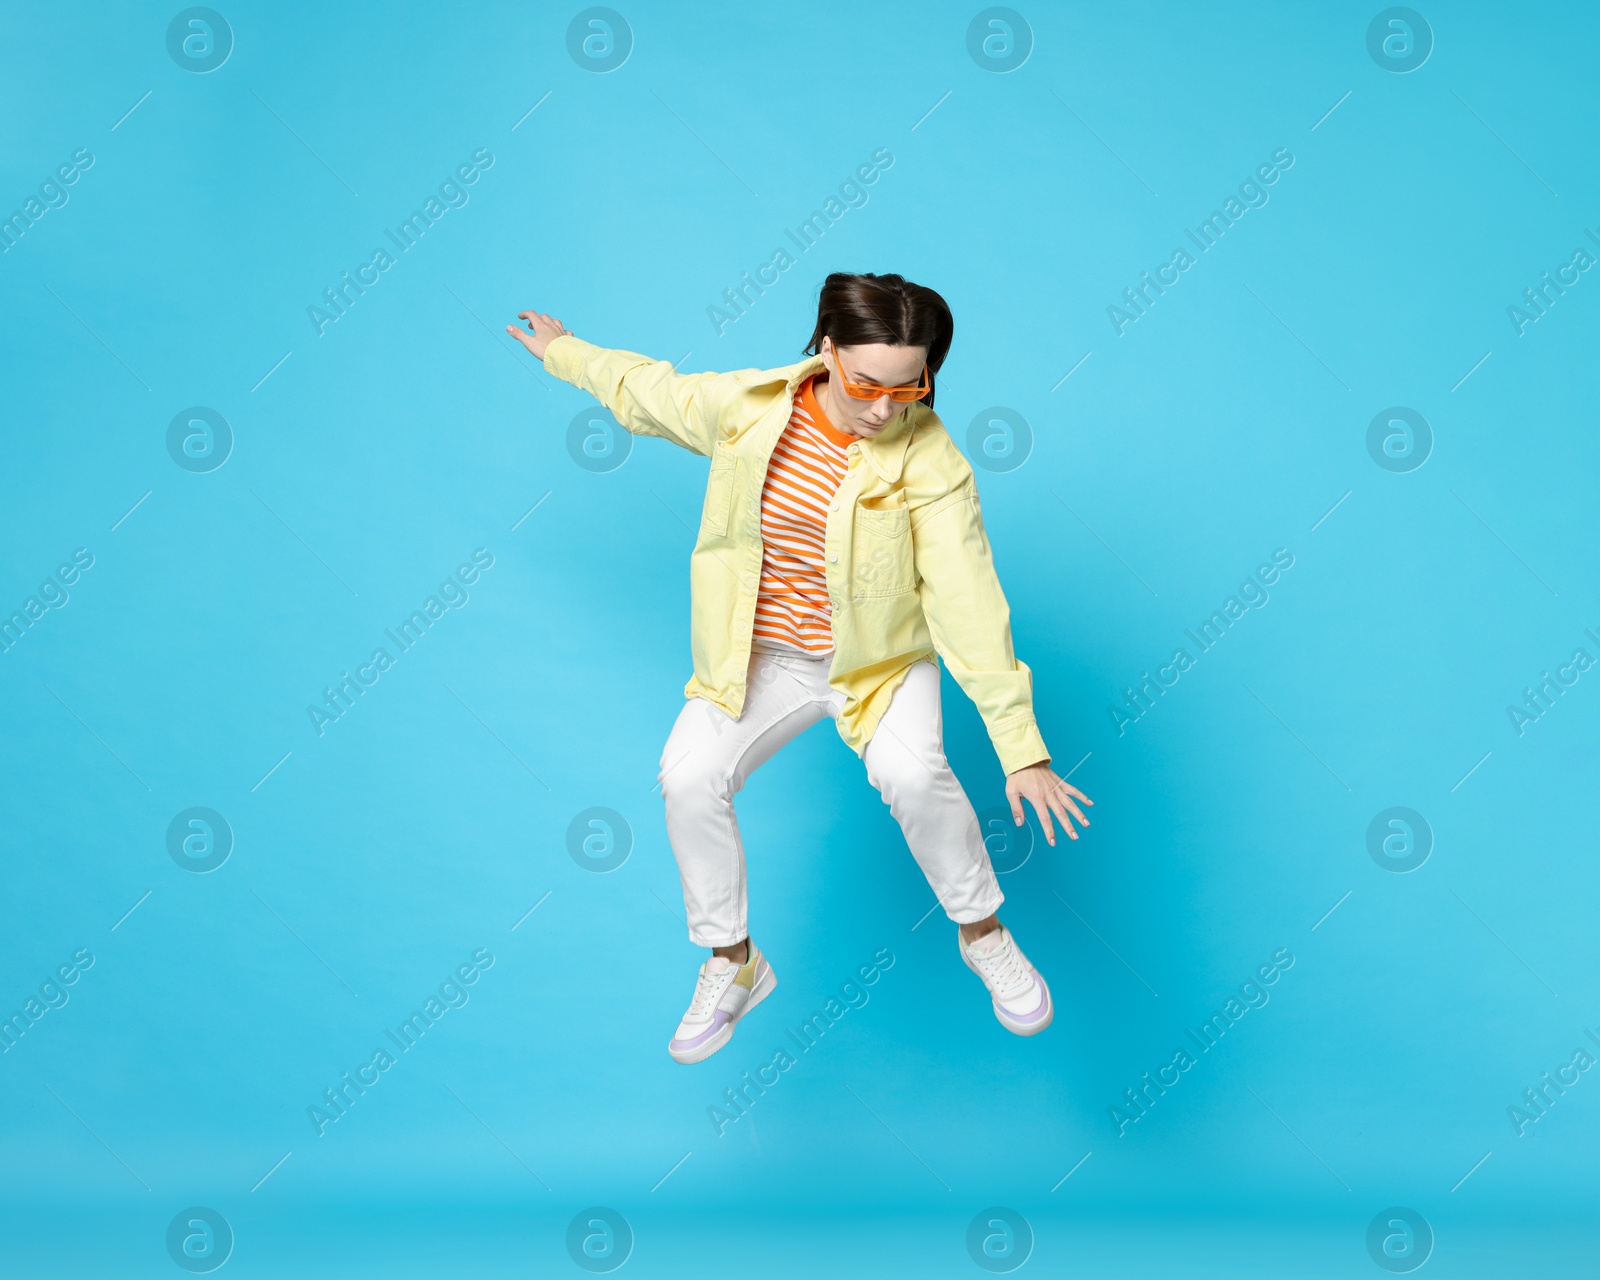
[913, 477, 1092, 844]
[509, 310, 732, 458]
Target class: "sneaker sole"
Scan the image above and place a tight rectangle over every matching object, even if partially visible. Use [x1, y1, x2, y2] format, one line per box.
[668, 959, 777, 1065]
[962, 950, 1054, 1036]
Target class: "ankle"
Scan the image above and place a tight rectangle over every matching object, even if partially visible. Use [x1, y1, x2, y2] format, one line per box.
[714, 939, 749, 964]
[960, 917, 1001, 946]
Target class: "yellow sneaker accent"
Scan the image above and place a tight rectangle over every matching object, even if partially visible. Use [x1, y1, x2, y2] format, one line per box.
[733, 944, 760, 990]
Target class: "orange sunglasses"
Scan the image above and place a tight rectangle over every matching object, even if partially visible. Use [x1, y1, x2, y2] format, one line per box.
[833, 351, 931, 402]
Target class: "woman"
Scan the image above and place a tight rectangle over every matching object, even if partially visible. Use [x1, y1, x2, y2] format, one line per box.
[508, 272, 1091, 1064]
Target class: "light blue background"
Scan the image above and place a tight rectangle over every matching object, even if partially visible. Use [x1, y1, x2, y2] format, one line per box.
[3, 2, 1597, 1275]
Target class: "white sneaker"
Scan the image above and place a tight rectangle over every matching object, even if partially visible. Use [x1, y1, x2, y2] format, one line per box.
[667, 941, 777, 1065]
[961, 924, 1053, 1035]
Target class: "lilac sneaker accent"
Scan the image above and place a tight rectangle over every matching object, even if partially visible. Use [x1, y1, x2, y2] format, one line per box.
[672, 1009, 731, 1052]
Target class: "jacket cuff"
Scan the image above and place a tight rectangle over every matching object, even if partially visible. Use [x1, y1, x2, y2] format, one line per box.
[541, 332, 593, 383]
[990, 712, 1051, 775]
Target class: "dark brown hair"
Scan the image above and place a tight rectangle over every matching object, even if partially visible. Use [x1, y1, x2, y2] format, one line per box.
[804, 272, 954, 409]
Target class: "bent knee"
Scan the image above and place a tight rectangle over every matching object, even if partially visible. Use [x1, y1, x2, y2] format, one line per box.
[659, 746, 740, 806]
[867, 752, 952, 807]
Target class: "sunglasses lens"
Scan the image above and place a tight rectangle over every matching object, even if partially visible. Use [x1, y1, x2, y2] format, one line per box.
[836, 364, 927, 400]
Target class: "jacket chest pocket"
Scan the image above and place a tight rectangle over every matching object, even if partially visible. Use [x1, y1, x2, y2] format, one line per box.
[851, 504, 915, 599]
[699, 442, 739, 539]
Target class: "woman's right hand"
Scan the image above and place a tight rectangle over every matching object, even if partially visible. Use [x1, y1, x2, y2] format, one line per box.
[507, 310, 572, 361]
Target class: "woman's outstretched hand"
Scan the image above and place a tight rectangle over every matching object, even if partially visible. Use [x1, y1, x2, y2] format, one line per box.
[1005, 763, 1093, 846]
[507, 310, 572, 361]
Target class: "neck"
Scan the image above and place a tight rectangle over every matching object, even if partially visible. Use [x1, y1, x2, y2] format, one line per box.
[813, 371, 868, 440]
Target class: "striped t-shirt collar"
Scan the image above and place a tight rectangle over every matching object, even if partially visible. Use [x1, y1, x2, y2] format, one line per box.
[797, 375, 860, 449]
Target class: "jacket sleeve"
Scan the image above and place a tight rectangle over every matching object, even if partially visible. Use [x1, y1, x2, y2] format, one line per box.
[912, 477, 1052, 775]
[542, 334, 736, 458]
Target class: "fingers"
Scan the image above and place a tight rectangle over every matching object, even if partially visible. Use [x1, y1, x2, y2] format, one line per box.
[1048, 778, 1092, 825]
[1051, 785, 1089, 831]
[515, 310, 561, 332]
[1060, 781, 1093, 806]
[1031, 776, 1092, 846]
[1031, 794, 1058, 846]
[1049, 777, 1092, 805]
[1008, 770, 1097, 849]
[507, 310, 572, 358]
[1047, 790, 1081, 840]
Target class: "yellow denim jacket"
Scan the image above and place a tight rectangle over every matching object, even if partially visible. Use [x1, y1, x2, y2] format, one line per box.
[543, 335, 1052, 775]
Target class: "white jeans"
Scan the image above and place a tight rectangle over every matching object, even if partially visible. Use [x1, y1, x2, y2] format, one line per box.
[657, 645, 1004, 947]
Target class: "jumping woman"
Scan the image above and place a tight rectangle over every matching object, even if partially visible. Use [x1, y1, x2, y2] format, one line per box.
[509, 272, 1092, 1064]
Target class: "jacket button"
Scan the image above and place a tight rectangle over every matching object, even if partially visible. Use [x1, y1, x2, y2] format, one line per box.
[829, 554, 838, 563]
[830, 502, 839, 511]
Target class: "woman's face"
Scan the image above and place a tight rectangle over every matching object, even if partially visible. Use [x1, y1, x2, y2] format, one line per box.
[819, 337, 929, 438]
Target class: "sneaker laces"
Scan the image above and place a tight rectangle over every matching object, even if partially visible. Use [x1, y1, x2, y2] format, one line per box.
[686, 960, 738, 1021]
[971, 935, 1032, 1000]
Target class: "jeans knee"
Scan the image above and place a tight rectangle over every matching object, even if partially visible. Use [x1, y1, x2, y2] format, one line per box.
[659, 749, 735, 811]
[871, 754, 947, 811]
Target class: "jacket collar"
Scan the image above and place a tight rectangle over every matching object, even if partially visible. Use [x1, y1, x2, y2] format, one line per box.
[776, 356, 915, 485]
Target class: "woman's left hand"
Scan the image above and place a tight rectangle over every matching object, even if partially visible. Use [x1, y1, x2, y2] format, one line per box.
[1005, 763, 1093, 846]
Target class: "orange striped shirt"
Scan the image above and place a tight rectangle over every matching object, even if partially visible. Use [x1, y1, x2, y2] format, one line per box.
[750, 375, 857, 656]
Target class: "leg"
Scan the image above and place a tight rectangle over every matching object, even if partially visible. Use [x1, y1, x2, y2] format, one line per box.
[860, 660, 1004, 925]
[862, 663, 1051, 1036]
[658, 650, 831, 950]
